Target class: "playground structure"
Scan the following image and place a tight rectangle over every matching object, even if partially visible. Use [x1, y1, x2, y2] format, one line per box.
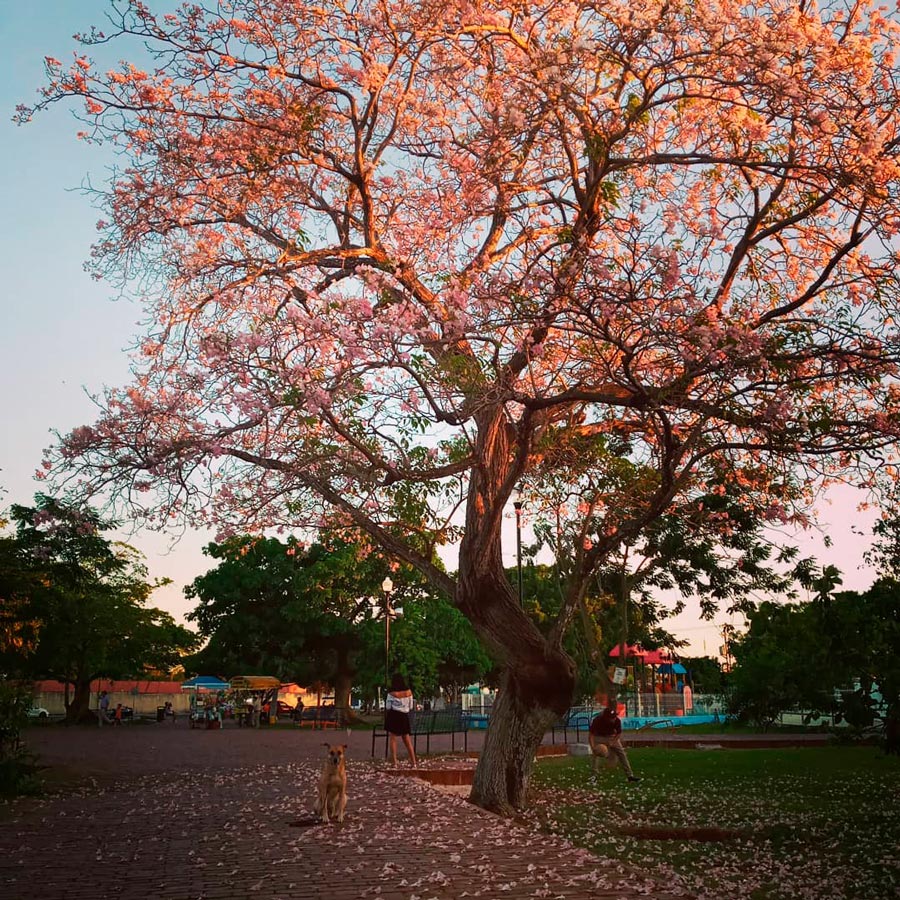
[607, 644, 699, 714]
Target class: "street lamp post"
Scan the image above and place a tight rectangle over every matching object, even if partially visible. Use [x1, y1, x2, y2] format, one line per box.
[513, 500, 523, 607]
[381, 577, 394, 691]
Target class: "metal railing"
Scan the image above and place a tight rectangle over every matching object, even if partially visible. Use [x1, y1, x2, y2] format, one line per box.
[619, 692, 726, 717]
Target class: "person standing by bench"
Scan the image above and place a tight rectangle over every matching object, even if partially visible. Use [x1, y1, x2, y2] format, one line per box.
[385, 673, 417, 768]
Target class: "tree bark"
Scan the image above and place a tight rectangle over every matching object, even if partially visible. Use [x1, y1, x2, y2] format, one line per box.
[458, 558, 575, 814]
[66, 679, 93, 724]
[332, 645, 358, 723]
[470, 650, 574, 814]
[457, 407, 577, 814]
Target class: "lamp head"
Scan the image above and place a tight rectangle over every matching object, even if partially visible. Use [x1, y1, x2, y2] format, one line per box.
[381, 576, 394, 594]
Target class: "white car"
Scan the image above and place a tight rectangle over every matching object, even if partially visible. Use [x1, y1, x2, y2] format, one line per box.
[26, 706, 50, 719]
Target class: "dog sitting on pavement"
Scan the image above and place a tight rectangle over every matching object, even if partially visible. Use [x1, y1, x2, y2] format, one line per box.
[316, 743, 348, 824]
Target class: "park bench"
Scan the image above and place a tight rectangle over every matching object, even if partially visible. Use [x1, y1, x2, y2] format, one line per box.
[637, 718, 675, 731]
[371, 708, 469, 758]
[549, 712, 591, 744]
[298, 705, 342, 729]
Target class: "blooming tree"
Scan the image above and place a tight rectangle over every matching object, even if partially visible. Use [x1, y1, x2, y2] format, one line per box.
[21, 0, 900, 812]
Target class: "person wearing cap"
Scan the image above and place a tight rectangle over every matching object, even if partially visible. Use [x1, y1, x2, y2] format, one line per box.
[589, 696, 640, 782]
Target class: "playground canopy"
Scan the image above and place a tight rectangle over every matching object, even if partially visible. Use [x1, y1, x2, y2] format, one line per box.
[607, 644, 645, 658]
[607, 645, 678, 666]
[658, 662, 688, 675]
[181, 676, 230, 691]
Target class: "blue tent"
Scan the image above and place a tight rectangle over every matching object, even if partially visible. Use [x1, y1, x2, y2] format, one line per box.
[181, 676, 230, 691]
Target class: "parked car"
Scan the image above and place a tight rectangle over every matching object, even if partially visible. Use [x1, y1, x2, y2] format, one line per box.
[26, 706, 50, 720]
[262, 700, 293, 717]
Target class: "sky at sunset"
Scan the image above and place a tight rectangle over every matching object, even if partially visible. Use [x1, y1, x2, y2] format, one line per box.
[0, 1, 884, 662]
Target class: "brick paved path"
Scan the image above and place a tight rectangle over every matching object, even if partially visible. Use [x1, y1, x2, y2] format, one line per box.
[1, 726, 689, 900]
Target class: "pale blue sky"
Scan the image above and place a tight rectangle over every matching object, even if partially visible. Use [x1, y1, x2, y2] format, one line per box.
[0, 1, 880, 656]
[0, 0, 214, 620]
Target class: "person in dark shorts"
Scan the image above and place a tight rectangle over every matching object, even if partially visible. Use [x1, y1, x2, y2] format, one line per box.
[385, 673, 417, 768]
[589, 696, 640, 782]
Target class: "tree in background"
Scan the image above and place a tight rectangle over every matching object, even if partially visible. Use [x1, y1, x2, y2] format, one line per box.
[728, 600, 826, 728]
[728, 567, 899, 736]
[27, 0, 900, 812]
[528, 468, 802, 695]
[864, 509, 900, 745]
[823, 582, 899, 735]
[187, 535, 388, 709]
[376, 595, 493, 703]
[678, 657, 725, 694]
[186, 535, 491, 708]
[0, 496, 197, 722]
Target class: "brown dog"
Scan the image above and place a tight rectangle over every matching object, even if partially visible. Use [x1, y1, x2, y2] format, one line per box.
[316, 743, 348, 824]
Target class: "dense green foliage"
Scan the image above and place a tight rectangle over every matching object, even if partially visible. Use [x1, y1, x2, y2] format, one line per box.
[514, 562, 677, 700]
[0, 679, 38, 797]
[729, 579, 900, 734]
[678, 656, 726, 693]
[185, 535, 491, 704]
[526, 472, 807, 700]
[0, 495, 198, 722]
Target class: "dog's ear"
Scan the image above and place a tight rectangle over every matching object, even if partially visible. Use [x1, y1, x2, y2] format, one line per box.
[323, 742, 331, 749]
[340, 744, 348, 751]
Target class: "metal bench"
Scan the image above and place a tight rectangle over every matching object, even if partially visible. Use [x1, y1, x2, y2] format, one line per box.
[550, 712, 592, 744]
[371, 708, 469, 757]
[297, 705, 342, 729]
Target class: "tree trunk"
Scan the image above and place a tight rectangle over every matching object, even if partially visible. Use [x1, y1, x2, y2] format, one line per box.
[470, 653, 573, 814]
[454, 407, 578, 814]
[332, 646, 360, 723]
[459, 563, 576, 814]
[458, 556, 576, 815]
[66, 679, 93, 724]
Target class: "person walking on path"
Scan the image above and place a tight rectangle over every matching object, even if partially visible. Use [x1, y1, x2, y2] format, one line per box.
[97, 690, 110, 727]
[114, 703, 124, 726]
[385, 673, 417, 768]
[589, 697, 640, 782]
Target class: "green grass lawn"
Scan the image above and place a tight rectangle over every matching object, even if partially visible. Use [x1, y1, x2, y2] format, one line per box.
[529, 747, 900, 899]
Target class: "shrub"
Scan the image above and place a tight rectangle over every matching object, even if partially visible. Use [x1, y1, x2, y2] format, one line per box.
[0, 679, 39, 797]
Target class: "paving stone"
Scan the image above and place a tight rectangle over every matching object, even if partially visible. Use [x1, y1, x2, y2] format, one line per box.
[0, 726, 692, 900]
